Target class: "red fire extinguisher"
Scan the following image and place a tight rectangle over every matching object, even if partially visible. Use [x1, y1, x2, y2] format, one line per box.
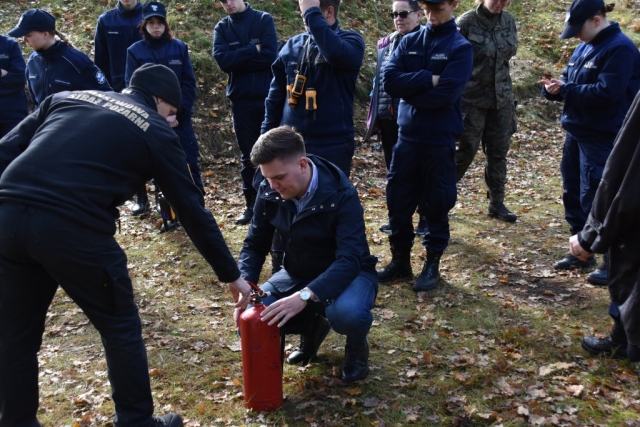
[239, 282, 284, 411]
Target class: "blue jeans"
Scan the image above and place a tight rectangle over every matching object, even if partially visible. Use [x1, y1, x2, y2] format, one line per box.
[0, 204, 155, 427]
[260, 269, 376, 346]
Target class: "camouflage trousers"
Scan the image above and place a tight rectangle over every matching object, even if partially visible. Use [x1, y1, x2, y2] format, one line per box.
[455, 103, 517, 205]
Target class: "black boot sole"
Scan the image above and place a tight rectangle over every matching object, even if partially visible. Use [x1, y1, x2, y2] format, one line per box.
[378, 272, 413, 283]
[487, 211, 517, 223]
[581, 339, 628, 360]
[286, 319, 331, 365]
[586, 270, 608, 286]
[412, 276, 440, 292]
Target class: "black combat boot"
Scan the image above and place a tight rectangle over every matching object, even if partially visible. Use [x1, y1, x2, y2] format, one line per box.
[554, 254, 595, 270]
[235, 190, 256, 225]
[487, 191, 516, 222]
[131, 187, 149, 216]
[415, 216, 428, 237]
[286, 314, 331, 365]
[153, 413, 183, 426]
[377, 246, 412, 283]
[581, 318, 628, 360]
[412, 250, 442, 292]
[488, 202, 517, 222]
[587, 251, 608, 286]
[341, 339, 370, 383]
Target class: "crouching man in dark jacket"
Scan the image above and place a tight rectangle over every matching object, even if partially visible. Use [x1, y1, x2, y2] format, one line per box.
[237, 126, 378, 383]
[569, 91, 640, 363]
[0, 64, 251, 427]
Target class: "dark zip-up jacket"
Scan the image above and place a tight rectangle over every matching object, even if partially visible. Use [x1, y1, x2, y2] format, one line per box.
[365, 26, 421, 141]
[212, 3, 277, 101]
[457, 4, 517, 109]
[261, 8, 365, 145]
[26, 41, 112, 107]
[238, 155, 378, 304]
[382, 19, 473, 145]
[0, 89, 240, 283]
[542, 23, 640, 142]
[0, 35, 28, 123]
[126, 37, 196, 116]
[579, 91, 640, 257]
[94, 0, 143, 92]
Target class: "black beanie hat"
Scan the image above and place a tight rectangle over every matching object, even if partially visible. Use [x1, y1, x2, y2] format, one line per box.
[129, 63, 182, 109]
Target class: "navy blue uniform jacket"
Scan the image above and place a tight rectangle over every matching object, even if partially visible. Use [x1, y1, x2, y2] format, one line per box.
[0, 35, 28, 123]
[94, 0, 143, 92]
[212, 3, 277, 101]
[238, 155, 378, 304]
[542, 23, 640, 142]
[0, 90, 240, 283]
[382, 19, 473, 145]
[126, 37, 197, 116]
[26, 41, 112, 107]
[261, 8, 365, 145]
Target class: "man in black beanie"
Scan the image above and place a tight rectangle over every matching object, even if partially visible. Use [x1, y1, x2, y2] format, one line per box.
[0, 64, 251, 426]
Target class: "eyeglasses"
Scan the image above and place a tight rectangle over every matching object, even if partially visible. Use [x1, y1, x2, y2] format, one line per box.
[389, 10, 416, 19]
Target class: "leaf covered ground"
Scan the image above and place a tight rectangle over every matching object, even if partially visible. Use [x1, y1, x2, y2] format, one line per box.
[3, 0, 640, 426]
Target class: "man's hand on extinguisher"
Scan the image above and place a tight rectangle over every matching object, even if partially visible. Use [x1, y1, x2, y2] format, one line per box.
[261, 291, 308, 328]
[229, 277, 251, 328]
[228, 276, 252, 308]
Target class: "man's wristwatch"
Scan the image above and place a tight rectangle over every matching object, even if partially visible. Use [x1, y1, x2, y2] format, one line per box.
[299, 288, 313, 303]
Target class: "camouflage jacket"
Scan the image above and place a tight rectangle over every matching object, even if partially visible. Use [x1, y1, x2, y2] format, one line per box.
[457, 4, 517, 109]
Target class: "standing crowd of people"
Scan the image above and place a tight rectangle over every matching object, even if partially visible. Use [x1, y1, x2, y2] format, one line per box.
[1, 0, 639, 425]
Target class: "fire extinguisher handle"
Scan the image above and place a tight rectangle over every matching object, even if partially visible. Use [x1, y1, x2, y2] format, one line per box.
[247, 281, 265, 297]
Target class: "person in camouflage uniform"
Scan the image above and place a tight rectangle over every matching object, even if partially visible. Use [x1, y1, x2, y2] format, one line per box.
[455, 0, 518, 222]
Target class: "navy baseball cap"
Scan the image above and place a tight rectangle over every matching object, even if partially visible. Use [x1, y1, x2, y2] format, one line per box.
[7, 9, 56, 38]
[560, 0, 605, 39]
[142, 1, 167, 20]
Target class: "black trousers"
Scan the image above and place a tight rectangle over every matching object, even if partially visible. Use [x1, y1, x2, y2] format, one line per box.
[0, 204, 154, 426]
[231, 99, 264, 193]
[609, 243, 640, 347]
[387, 140, 457, 252]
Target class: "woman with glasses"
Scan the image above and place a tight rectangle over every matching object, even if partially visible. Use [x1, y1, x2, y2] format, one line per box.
[125, 1, 203, 225]
[365, 0, 427, 237]
[455, 0, 518, 223]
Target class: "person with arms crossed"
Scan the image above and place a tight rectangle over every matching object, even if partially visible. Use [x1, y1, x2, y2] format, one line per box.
[94, 0, 143, 93]
[377, 0, 473, 292]
[213, 0, 278, 225]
